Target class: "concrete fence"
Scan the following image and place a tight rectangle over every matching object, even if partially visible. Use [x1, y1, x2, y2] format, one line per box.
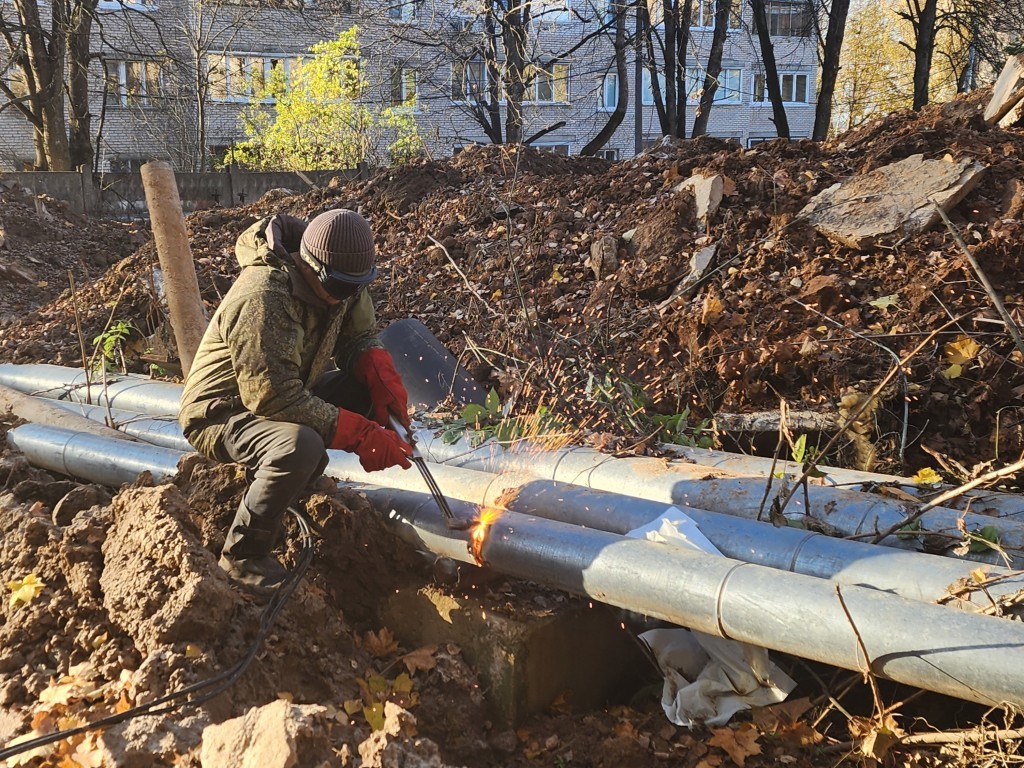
[0, 165, 367, 219]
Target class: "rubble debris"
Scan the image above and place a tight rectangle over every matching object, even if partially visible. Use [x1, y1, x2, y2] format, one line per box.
[984, 53, 1024, 125]
[799, 154, 987, 249]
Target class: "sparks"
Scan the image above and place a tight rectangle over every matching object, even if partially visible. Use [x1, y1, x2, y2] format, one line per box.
[469, 505, 502, 565]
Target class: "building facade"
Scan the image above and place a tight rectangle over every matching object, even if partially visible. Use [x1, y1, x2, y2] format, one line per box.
[0, 0, 818, 171]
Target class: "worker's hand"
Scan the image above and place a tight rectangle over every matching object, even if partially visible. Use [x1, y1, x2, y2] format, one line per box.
[330, 408, 412, 472]
[354, 348, 411, 430]
[265, 214, 307, 260]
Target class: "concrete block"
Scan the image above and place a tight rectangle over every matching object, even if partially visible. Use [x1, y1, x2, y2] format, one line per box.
[381, 585, 649, 726]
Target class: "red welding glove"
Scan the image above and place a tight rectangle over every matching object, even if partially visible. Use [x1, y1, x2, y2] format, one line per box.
[330, 408, 412, 472]
[353, 348, 411, 430]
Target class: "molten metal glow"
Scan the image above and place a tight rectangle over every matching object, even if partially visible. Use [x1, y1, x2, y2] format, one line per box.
[470, 505, 502, 565]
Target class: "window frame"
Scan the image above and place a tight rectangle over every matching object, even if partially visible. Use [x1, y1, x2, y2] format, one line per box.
[598, 72, 618, 111]
[752, 70, 810, 105]
[390, 64, 418, 109]
[766, 0, 812, 37]
[451, 58, 488, 103]
[523, 62, 569, 104]
[686, 66, 742, 104]
[105, 58, 164, 108]
[207, 53, 300, 103]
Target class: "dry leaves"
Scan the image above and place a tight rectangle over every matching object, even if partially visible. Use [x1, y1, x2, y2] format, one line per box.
[6, 573, 45, 606]
[362, 627, 400, 658]
[401, 645, 438, 675]
[709, 724, 762, 767]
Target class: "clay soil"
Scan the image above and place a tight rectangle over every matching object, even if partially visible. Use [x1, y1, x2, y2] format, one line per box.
[2, 88, 1024, 767]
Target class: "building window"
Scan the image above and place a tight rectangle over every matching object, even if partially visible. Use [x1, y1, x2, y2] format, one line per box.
[388, 0, 417, 21]
[105, 59, 163, 107]
[534, 0, 570, 23]
[641, 69, 665, 105]
[391, 65, 417, 108]
[595, 148, 619, 160]
[452, 59, 487, 102]
[207, 54, 296, 102]
[533, 142, 570, 154]
[753, 71, 809, 103]
[767, 1, 811, 36]
[97, 0, 157, 11]
[690, 0, 741, 28]
[524, 62, 569, 103]
[598, 73, 618, 111]
[687, 66, 742, 103]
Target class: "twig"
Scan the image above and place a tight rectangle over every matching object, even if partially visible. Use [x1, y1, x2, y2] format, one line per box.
[428, 235, 500, 319]
[822, 726, 1024, 753]
[67, 270, 92, 404]
[773, 314, 975, 518]
[835, 584, 884, 717]
[935, 204, 1024, 360]
[869, 456, 1024, 545]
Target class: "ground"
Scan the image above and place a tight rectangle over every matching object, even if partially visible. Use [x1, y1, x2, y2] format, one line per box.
[2, 87, 1024, 766]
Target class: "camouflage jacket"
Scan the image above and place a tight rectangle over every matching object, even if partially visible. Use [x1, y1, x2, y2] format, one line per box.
[178, 216, 380, 457]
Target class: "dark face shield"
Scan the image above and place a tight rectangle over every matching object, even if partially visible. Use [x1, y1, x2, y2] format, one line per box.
[301, 251, 378, 300]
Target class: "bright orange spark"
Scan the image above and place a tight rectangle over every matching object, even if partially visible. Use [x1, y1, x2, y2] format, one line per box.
[470, 505, 502, 565]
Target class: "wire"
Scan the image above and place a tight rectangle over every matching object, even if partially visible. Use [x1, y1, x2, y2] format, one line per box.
[0, 507, 316, 763]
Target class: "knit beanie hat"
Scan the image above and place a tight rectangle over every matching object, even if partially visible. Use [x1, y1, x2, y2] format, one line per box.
[300, 209, 377, 282]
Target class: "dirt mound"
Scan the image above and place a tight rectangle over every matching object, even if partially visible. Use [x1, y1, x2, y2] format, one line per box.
[0, 183, 145, 327]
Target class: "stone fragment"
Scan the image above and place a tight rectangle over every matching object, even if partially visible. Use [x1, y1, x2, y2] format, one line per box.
[52, 484, 110, 526]
[588, 235, 619, 279]
[200, 700, 335, 768]
[358, 702, 453, 768]
[674, 173, 729, 225]
[799, 154, 986, 250]
[984, 53, 1024, 125]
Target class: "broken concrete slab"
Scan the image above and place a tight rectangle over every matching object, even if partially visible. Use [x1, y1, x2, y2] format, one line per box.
[673, 173, 733, 225]
[999, 95, 1024, 129]
[799, 154, 986, 250]
[381, 586, 647, 727]
[588, 234, 619, 280]
[200, 700, 337, 768]
[657, 243, 719, 314]
[984, 53, 1024, 125]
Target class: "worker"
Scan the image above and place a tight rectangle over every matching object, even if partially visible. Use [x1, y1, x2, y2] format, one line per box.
[178, 208, 413, 592]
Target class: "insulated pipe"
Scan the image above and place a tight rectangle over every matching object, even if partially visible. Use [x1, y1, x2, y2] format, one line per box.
[367, 485, 1024, 709]
[46, 399, 193, 452]
[324, 452, 1024, 608]
[662, 444, 1024, 518]
[0, 383, 133, 442]
[4, 363, 1024, 520]
[417, 436, 1024, 568]
[6, 424, 182, 487]
[140, 161, 208, 379]
[0, 364, 181, 414]
[9, 423, 1024, 708]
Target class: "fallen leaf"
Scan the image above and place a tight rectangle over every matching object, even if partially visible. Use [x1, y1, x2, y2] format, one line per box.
[364, 702, 386, 731]
[709, 725, 762, 767]
[868, 294, 899, 309]
[944, 336, 980, 366]
[910, 467, 942, 486]
[185, 644, 202, 659]
[363, 627, 399, 658]
[401, 645, 438, 675]
[7, 573, 45, 606]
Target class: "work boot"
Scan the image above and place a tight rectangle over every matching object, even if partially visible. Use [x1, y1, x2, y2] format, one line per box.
[219, 503, 289, 594]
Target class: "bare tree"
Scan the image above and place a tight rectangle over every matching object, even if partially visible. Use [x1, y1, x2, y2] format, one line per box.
[748, 0, 790, 138]
[691, 0, 730, 137]
[0, 0, 99, 169]
[640, 0, 692, 137]
[581, 0, 631, 153]
[897, 0, 939, 110]
[812, 0, 850, 140]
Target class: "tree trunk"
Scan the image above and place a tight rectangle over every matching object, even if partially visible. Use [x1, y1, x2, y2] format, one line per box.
[911, 0, 938, 109]
[501, 5, 528, 145]
[582, 0, 629, 154]
[812, 0, 850, 141]
[67, 1, 95, 169]
[15, 0, 72, 169]
[692, 0, 731, 137]
[749, 0, 790, 138]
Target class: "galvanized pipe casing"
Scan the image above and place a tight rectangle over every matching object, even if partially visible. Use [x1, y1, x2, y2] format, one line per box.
[366, 486, 1024, 709]
[0, 364, 181, 415]
[417, 436, 1024, 568]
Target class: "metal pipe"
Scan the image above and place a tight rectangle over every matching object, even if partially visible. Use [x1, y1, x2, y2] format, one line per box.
[6, 424, 182, 487]
[416, 436, 1024, 568]
[324, 452, 1024, 610]
[367, 485, 1024, 709]
[10, 423, 1024, 709]
[0, 364, 181, 414]
[46, 399, 194, 452]
[660, 444, 1024, 518]
[3, 363, 1023, 520]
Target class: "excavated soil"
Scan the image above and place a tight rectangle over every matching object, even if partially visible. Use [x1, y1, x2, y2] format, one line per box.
[2, 87, 1024, 766]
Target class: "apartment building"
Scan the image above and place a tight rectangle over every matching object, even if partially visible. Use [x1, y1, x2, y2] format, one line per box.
[0, 0, 818, 171]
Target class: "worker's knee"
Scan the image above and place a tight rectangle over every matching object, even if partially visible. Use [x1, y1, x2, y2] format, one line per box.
[264, 423, 327, 476]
